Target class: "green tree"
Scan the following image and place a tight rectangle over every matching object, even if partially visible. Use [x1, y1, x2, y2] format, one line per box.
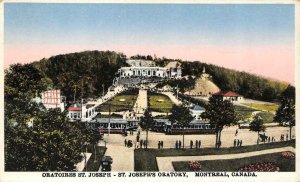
[140, 108, 155, 149]
[249, 115, 266, 144]
[4, 63, 100, 171]
[274, 85, 295, 140]
[201, 97, 237, 148]
[169, 104, 194, 149]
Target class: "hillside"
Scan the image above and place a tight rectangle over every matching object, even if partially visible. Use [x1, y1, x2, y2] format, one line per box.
[7, 50, 289, 102]
[32, 50, 127, 100]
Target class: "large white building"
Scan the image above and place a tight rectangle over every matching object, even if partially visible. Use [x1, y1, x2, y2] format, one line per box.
[117, 60, 182, 79]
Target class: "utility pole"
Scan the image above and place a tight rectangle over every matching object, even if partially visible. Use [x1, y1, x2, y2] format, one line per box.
[108, 103, 111, 136]
[102, 84, 105, 97]
[73, 85, 78, 103]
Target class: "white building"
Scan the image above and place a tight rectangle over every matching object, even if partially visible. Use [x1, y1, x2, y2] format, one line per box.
[190, 105, 206, 120]
[67, 103, 97, 122]
[118, 66, 181, 79]
[212, 91, 244, 102]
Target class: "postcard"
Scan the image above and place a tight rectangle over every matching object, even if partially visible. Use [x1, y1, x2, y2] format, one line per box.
[1, 1, 299, 182]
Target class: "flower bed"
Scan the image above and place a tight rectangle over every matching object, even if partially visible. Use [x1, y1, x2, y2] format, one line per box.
[239, 162, 279, 172]
[281, 151, 295, 159]
[188, 161, 202, 171]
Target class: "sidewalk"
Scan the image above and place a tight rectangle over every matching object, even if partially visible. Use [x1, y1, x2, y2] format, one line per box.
[98, 134, 136, 172]
[156, 146, 295, 171]
[133, 89, 148, 114]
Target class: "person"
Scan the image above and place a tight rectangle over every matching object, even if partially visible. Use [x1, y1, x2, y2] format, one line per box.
[175, 140, 178, 149]
[286, 134, 289, 141]
[195, 140, 198, 149]
[234, 139, 236, 147]
[140, 139, 143, 148]
[137, 135, 140, 142]
[190, 140, 193, 149]
[179, 140, 182, 149]
[237, 139, 240, 147]
[161, 141, 164, 149]
[143, 140, 147, 148]
[199, 140, 201, 149]
[268, 136, 270, 143]
[158, 141, 161, 149]
[240, 140, 243, 146]
[235, 129, 238, 136]
[124, 139, 127, 147]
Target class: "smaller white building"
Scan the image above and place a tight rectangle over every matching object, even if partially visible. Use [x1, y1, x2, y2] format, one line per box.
[67, 103, 97, 122]
[190, 105, 206, 120]
[67, 104, 82, 121]
[212, 91, 244, 102]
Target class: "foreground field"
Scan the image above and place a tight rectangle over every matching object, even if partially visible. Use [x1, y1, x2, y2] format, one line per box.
[172, 152, 295, 172]
[148, 93, 174, 113]
[134, 140, 295, 171]
[97, 94, 138, 112]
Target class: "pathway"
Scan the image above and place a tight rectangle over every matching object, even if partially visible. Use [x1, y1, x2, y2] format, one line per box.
[161, 92, 182, 105]
[98, 133, 136, 171]
[156, 146, 295, 171]
[133, 89, 148, 114]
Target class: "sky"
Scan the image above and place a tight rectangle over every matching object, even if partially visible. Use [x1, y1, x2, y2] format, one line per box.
[4, 3, 295, 83]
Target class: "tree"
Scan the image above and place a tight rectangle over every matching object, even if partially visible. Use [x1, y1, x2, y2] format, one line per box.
[274, 85, 295, 140]
[201, 97, 237, 148]
[249, 115, 266, 144]
[169, 104, 194, 149]
[140, 108, 155, 149]
[4, 63, 100, 171]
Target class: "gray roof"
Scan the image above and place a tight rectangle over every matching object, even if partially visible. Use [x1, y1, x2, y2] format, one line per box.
[95, 118, 127, 124]
[191, 105, 205, 111]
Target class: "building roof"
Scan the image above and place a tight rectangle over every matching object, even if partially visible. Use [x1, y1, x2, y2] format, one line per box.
[68, 107, 82, 111]
[212, 91, 240, 97]
[96, 118, 127, 124]
[191, 105, 205, 111]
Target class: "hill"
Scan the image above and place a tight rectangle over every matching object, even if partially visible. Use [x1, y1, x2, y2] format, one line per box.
[7, 50, 289, 102]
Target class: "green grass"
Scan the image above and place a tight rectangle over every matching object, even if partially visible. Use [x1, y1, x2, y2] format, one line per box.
[256, 112, 275, 123]
[134, 140, 295, 171]
[236, 111, 253, 121]
[243, 103, 279, 112]
[83, 145, 107, 171]
[97, 94, 138, 112]
[234, 105, 256, 122]
[148, 93, 174, 113]
[173, 152, 295, 172]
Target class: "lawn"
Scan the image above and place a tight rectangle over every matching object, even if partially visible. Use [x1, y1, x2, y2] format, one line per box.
[148, 93, 174, 113]
[256, 111, 275, 123]
[243, 103, 279, 112]
[234, 105, 256, 122]
[83, 145, 107, 171]
[97, 94, 138, 112]
[134, 140, 295, 171]
[173, 152, 295, 172]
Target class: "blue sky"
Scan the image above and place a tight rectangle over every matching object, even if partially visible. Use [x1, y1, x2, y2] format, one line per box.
[5, 3, 294, 46]
[4, 3, 295, 83]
